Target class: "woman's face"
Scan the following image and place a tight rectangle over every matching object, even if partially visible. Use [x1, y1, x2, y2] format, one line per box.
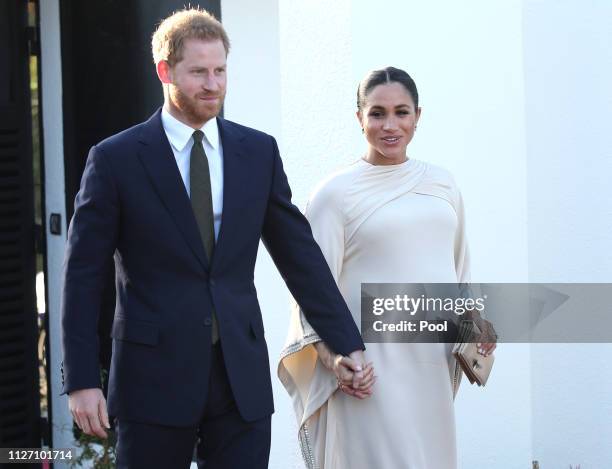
[357, 82, 421, 165]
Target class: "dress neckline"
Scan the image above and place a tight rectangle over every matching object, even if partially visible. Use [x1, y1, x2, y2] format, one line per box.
[357, 157, 417, 171]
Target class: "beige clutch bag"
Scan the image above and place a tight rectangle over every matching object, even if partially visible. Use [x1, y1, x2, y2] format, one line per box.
[452, 320, 494, 386]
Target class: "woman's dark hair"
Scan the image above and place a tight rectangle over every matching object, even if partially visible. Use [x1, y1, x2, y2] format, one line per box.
[357, 67, 419, 111]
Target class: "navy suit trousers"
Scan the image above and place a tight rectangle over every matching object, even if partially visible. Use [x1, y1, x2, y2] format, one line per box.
[115, 343, 271, 469]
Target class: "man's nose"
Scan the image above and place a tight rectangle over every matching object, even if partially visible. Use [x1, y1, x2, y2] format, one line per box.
[202, 72, 220, 91]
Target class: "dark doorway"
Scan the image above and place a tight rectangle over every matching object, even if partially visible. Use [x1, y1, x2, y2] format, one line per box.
[57, 0, 221, 443]
[0, 0, 43, 463]
[60, 0, 222, 214]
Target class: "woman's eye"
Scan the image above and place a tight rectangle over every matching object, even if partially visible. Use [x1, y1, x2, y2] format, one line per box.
[369, 112, 383, 118]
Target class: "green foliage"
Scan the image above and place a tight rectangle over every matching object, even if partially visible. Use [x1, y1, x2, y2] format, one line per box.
[70, 430, 116, 469]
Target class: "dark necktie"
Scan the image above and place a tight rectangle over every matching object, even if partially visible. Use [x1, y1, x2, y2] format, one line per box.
[190, 130, 219, 343]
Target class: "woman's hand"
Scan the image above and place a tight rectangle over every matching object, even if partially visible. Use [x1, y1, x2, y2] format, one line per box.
[465, 310, 498, 357]
[477, 342, 496, 356]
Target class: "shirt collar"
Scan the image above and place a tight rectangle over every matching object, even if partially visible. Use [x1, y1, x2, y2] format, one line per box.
[161, 106, 220, 152]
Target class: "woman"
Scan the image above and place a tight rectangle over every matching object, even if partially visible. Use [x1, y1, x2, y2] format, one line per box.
[278, 67, 495, 468]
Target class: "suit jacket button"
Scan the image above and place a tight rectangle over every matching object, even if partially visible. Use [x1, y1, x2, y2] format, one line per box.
[204, 317, 212, 326]
[210, 279, 216, 286]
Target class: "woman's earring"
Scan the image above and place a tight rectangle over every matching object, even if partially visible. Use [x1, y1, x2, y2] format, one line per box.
[361, 128, 364, 134]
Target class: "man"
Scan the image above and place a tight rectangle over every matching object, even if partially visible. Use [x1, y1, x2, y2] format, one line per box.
[60, 8, 373, 468]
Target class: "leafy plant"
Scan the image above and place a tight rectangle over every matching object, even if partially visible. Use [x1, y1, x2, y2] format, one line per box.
[70, 430, 116, 469]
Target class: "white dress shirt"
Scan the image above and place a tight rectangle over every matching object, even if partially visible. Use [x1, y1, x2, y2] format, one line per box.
[161, 107, 224, 240]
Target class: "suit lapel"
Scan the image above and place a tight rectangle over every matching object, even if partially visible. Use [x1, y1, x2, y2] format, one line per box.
[212, 118, 246, 271]
[137, 110, 209, 271]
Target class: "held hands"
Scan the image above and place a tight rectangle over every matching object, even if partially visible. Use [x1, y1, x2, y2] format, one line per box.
[337, 350, 376, 399]
[314, 343, 376, 399]
[68, 388, 111, 439]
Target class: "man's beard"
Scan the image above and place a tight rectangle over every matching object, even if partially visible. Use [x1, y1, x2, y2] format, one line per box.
[170, 86, 224, 124]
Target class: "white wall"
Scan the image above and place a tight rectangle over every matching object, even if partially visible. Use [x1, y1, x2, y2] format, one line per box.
[39, 1, 73, 466]
[223, 1, 611, 468]
[524, 1, 612, 467]
[221, 1, 304, 468]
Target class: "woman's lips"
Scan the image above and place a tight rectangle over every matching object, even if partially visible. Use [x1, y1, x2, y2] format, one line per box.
[381, 136, 401, 144]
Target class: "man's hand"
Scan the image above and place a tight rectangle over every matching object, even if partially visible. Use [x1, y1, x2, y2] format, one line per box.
[68, 388, 110, 439]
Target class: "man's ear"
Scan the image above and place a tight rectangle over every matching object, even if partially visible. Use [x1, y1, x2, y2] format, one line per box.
[156, 60, 173, 84]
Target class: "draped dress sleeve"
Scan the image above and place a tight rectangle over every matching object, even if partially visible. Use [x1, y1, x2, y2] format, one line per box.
[277, 168, 355, 468]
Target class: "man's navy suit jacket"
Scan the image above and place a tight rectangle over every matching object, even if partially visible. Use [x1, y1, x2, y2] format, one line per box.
[60, 109, 364, 426]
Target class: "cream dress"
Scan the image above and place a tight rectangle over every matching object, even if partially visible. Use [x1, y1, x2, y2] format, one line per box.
[278, 158, 470, 469]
